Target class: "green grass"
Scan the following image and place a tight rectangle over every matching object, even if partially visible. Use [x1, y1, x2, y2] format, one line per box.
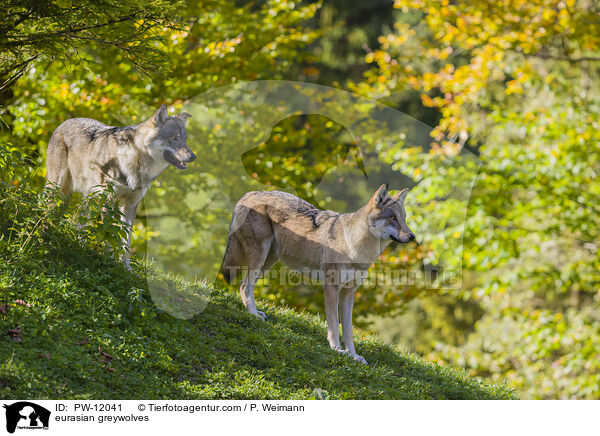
[0, 252, 515, 400]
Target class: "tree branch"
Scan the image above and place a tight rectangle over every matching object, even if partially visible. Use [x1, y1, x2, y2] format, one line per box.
[3, 11, 146, 48]
[525, 51, 600, 63]
[0, 55, 37, 94]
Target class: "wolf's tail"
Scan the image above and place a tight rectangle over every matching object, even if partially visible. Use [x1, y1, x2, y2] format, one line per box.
[221, 234, 243, 284]
[45, 126, 71, 194]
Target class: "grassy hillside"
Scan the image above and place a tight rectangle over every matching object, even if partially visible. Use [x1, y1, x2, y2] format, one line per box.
[0, 175, 515, 400]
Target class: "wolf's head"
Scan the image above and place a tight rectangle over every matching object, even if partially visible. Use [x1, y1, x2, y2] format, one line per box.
[148, 104, 196, 170]
[366, 184, 415, 243]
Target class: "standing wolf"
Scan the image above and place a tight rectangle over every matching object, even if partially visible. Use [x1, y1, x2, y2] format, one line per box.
[221, 185, 415, 364]
[45, 104, 195, 268]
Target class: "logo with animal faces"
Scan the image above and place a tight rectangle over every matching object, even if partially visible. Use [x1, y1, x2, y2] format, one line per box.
[2, 402, 50, 433]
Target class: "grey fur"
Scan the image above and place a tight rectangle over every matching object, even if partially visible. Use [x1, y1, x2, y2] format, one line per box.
[45, 104, 196, 269]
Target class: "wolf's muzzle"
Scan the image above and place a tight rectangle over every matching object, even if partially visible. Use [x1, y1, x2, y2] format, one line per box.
[165, 149, 195, 170]
[391, 232, 415, 243]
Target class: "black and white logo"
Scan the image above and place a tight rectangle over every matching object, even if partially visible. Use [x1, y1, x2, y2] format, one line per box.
[3, 402, 50, 434]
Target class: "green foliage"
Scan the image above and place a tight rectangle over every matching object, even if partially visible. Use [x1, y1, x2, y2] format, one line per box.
[0, 165, 514, 399]
[0, 145, 128, 265]
[307, 0, 397, 83]
[1, 0, 429, 329]
[360, 0, 600, 399]
[0, 0, 325, 315]
[75, 184, 129, 258]
[241, 114, 362, 204]
[0, 0, 184, 94]
[131, 81, 447, 325]
[3, 0, 597, 400]
[1, 0, 319, 178]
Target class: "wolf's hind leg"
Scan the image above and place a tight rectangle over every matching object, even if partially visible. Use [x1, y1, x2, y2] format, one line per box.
[240, 237, 273, 320]
[258, 247, 278, 279]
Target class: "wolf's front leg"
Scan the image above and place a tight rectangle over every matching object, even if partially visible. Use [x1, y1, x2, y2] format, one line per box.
[323, 283, 343, 352]
[340, 286, 367, 365]
[120, 204, 137, 271]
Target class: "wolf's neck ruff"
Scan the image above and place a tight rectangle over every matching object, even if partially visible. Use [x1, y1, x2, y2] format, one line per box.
[338, 206, 390, 263]
[294, 195, 392, 263]
[133, 122, 172, 189]
[91, 123, 165, 193]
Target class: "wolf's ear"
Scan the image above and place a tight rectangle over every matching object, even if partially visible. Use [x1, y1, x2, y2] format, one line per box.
[177, 112, 191, 124]
[392, 188, 409, 204]
[152, 104, 168, 126]
[369, 184, 388, 209]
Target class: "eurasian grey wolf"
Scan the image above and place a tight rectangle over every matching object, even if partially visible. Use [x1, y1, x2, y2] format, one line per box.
[45, 104, 195, 268]
[221, 185, 415, 364]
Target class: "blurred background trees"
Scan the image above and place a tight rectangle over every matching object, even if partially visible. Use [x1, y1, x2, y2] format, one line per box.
[1, 0, 598, 398]
[358, 0, 600, 398]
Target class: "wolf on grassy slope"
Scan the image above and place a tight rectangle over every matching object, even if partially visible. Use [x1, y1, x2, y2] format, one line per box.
[45, 104, 196, 269]
[221, 184, 415, 364]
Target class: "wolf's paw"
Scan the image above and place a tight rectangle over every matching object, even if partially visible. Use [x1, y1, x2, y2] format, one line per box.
[253, 310, 267, 321]
[331, 346, 348, 355]
[351, 354, 368, 365]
